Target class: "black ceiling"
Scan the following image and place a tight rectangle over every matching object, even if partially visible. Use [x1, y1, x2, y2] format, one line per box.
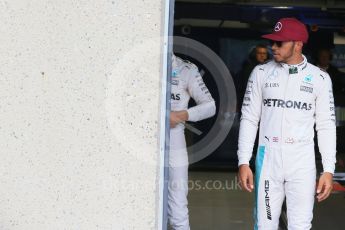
[175, 1, 345, 29]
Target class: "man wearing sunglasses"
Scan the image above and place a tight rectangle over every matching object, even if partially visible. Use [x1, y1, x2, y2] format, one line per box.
[237, 18, 336, 229]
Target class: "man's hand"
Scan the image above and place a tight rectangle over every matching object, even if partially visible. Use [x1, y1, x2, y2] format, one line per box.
[238, 164, 254, 192]
[170, 111, 188, 128]
[316, 172, 333, 202]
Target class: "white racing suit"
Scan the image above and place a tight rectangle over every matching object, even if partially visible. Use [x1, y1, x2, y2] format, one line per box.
[169, 55, 215, 229]
[237, 56, 336, 230]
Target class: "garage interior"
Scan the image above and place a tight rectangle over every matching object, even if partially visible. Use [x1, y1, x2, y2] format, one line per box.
[172, 0, 345, 229]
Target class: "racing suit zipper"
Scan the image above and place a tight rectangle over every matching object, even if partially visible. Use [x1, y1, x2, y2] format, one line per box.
[280, 67, 291, 170]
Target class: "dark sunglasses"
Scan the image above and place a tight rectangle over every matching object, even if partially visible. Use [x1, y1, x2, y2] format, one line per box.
[269, 40, 283, 47]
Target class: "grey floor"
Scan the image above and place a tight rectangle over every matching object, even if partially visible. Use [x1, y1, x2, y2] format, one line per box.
[188, 171, 345, 230]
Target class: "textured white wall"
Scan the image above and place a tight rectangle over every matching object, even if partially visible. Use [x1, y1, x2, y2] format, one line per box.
[0, 0, 165, 229]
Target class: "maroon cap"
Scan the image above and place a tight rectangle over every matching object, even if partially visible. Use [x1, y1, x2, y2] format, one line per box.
[262, 18, 309, 43]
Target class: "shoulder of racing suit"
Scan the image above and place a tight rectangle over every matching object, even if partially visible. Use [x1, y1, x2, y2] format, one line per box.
[305, 62, 332, 87]
[175, 56, 199, 72]
[174, 56, 201, 86]
[250, 60, 332, 85]
[258, 59, 271, 65]
[253, 60, 277, 73]
[318, 67, 327, 73]
[248, 60, 277, 85]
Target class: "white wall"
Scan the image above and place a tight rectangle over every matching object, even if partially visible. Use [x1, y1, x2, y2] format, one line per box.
[0, 0, 166, 229]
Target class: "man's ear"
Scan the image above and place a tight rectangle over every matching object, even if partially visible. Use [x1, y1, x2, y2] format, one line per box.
[294, 41, 304, 51]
